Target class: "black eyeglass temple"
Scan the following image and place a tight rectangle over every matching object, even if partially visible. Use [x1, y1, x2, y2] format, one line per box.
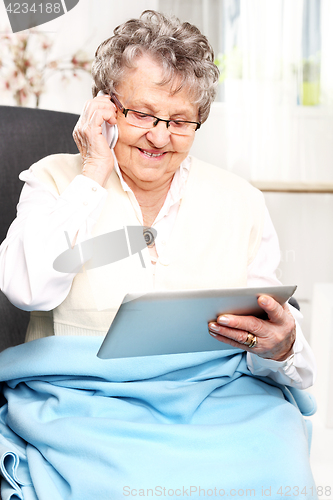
[110, 94, 124, 111]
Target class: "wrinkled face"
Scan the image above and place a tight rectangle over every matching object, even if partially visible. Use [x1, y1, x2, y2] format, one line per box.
[113, 55, 199, 192]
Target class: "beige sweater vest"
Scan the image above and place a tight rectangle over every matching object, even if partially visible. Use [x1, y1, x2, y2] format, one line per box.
[25, 154, 265, 341]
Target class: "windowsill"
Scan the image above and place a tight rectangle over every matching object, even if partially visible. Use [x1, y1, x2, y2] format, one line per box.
[251, 181, 333, 193]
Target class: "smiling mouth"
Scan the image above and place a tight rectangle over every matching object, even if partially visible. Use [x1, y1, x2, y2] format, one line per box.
[138, 148, 167, 158]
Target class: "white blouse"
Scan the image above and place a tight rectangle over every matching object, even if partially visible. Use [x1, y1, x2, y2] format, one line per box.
[0, 155, 316, 389]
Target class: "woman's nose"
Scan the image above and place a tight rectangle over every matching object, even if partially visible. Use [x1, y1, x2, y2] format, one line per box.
[145, 121, 171, 148]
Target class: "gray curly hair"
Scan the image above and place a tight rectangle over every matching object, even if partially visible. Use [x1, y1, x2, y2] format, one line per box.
[91, 10, 219, 124]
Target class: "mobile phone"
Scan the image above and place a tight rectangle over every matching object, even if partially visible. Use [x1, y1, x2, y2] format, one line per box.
[97, 90, 118, 149]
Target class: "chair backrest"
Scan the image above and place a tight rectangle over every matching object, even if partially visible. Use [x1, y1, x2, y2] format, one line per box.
[0, 105, 80, 352]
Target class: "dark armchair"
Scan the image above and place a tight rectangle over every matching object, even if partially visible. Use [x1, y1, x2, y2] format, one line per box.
[0, 105, 79, 352]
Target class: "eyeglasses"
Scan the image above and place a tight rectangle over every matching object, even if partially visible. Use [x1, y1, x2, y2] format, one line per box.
[110, 94, 201, 136]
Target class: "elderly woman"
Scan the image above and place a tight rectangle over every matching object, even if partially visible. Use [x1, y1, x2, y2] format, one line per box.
[0, 10, 317, 500]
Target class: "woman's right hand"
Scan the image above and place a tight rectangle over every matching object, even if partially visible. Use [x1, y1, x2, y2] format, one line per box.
[73, 94, 117, 187]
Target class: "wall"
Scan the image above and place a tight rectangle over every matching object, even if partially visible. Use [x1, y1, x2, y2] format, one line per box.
[263, 192, 333, 340]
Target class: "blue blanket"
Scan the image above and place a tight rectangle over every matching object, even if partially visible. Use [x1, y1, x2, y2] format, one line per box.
[0, 337, 317, 500]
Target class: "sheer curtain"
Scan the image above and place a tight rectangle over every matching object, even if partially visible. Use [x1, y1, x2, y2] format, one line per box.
[159, 0, 333, 183]
[221, 0, 304, 181]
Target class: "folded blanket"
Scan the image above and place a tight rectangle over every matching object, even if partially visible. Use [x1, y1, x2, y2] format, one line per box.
[0, 336, 317, 500]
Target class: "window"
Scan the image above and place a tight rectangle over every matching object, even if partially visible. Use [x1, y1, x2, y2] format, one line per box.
[158, 0, 333, 183]
[159, 0, 333, 107]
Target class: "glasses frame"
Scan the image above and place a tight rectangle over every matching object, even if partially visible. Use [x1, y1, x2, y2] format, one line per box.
[110, 94, 201, 133]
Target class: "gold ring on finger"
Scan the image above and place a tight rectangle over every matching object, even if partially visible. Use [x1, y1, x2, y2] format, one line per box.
[244, 333, 257, 348]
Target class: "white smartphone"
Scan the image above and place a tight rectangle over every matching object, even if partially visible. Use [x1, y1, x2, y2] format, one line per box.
[97, 90, 118, 149]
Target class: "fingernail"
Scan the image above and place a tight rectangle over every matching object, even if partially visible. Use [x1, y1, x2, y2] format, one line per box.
[209, 323, 220, 333]
[260, 296, 269, 306]
[217, 315, 229, 325]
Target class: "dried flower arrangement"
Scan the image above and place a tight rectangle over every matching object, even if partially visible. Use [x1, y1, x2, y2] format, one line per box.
[0, 29, 92, 107]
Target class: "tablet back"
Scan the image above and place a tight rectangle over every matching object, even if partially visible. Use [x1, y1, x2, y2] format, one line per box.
[97, 285, 296, 359]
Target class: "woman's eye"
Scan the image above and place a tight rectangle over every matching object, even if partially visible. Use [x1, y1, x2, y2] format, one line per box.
[133, 112, 151, 121]
[172, 121, 186, 128]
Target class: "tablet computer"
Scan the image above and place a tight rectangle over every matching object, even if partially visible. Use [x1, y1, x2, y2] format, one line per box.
[97, 285, 297, 359]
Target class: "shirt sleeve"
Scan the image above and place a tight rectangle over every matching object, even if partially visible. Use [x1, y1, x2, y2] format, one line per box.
[0, 169, 107, 311]
[246, 207, 316, 389]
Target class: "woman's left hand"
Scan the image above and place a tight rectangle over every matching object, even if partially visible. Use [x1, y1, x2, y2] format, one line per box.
[208, 295, 296, 361]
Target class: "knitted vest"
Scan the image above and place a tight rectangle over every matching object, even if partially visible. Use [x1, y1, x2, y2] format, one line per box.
[25, 154, 265, 341]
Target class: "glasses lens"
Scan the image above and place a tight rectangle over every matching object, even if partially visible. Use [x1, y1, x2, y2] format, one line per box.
[127, 111, 155, 128]
[169, 121, 197, 136]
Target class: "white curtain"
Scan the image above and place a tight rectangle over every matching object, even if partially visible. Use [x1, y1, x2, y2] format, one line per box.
[160, 0, 333, 183]
[221, 0, 303, 181]
[217, 0, 333, 182]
